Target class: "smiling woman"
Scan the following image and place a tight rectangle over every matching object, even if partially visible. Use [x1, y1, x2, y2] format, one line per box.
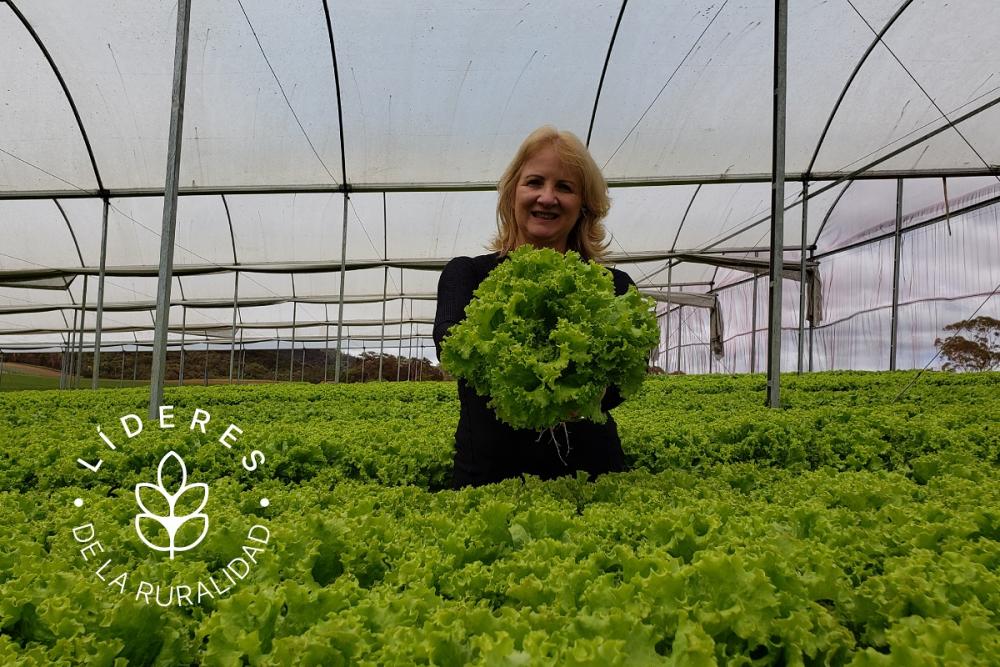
[433, 126, 638, 488]
[493, 126, 611, 261]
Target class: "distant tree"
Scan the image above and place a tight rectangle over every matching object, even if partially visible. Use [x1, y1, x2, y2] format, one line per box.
[934, 316, 1000, 372]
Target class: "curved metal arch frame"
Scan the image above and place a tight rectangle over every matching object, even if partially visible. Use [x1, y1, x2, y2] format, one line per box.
[321, 0, 349, 188]
[812, 180, 854, 247]
[5, 0, 105, 193]
[586, 0, 628, 147]
[805, 0, 915, 177]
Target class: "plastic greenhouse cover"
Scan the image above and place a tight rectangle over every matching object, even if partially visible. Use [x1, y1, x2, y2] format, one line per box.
[0, 1, 998, 354]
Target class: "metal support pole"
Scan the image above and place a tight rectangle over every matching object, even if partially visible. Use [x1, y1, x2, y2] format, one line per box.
[750, 276, 758, 373]
[664, 264, 672, 372]
[379, 193, 388, 382]
[397, 270, 404, 382]
[229, 271, 239, 383]
[202, 339, 208, 385]
[300, 345, 306, 382]
[75, 276, 89, 388]
[133, 345, 139, 382]
[66, 311, 77, 389]
[119, 344, 125, 387]
[890, 178, 903, 371]
[323, 307, 330, 382]
[675, 306, 682, 373]
[797, 182, 808, 373]
[0, 351, 4, 389]
[178, 307, 186, 385]
[92, 198, 110, 389]
[274, 331, 280, 382]
[59, 338, 69, 390]
[809, 248, 816, 372]
[149, 0, 192, 418]
[765, 0, 788, 408]
[360, 345, 365, 382]
[408, 319, 414, 381]
[289, 301, 297, 381]
[334, 193, 349, 383]
[344, 335, 350, 381]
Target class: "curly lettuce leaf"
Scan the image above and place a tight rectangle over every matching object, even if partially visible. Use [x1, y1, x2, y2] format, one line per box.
[440, 246, 659, 430]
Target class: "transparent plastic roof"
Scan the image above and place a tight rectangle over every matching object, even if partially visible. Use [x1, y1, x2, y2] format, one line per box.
[1, 1, 998, 352]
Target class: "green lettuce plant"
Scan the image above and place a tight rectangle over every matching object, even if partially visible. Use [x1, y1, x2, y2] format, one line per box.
[440, 246, 659, 430]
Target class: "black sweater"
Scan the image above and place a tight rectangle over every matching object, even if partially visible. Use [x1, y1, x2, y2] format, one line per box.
[433, 252, 636, 488]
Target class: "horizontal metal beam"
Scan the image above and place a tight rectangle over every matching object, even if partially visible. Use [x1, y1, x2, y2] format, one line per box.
[634, 280, 714, 289]
[2, 166, 999, 201]
[0, 248, 780, 283]
[0, 317, 435, 337]
[0, 332, 436, 351]
[0, 292, 438, 316]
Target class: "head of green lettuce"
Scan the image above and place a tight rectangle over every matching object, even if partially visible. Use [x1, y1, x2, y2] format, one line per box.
[440, 246, 660, 431]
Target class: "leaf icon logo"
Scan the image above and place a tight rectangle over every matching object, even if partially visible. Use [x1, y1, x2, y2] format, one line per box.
[134, 451, 209, 559]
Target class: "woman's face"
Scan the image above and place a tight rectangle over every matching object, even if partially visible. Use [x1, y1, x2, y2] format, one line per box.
[513, 145, 583, 253]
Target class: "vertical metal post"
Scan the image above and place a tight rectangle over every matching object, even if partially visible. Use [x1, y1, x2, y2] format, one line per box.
[60, 337, 69, 390]
[344, 334, 350, 381]
[91, 198, 110, 389]
[397, 269, 404, 382]
[202, 338, 208, 386]
[750, 276, 758, 373]
[133, 344, 139, 381]
[664, 265, 672, 372]
[274, 330, 280, 382]
[149, 0, 192, 418]
[379, 193, 388, 381]
[323, 305, 330, 382]
[890, 178, 903, 371]
[809, 248, 816, 372]
[407, 319, 414, 381]
[289, 301, 297, 381]
[75, 275, 89, 388]
[178, 307, 186, 385]
[765, 0, 788, 408]
[675, 306, 682, 373]
[360, 345, 365, 382]
[119, 344, 125, 387]
[229, 271, 239, 383]
[334, 193, 350, 383]
[300, 345, 306, 382]
[797, 182, 808, 373]
[66, 311, 77, 389]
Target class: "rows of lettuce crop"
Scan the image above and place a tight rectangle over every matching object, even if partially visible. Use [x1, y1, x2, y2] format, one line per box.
[1, 372, 998, 664]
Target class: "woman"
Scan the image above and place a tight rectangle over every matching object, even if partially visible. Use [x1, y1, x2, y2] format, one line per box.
[433, 126, 637, 488]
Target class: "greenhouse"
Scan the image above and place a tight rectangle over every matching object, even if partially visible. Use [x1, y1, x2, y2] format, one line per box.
[2, 0, 997, 388]
[2, 1, 999, 665]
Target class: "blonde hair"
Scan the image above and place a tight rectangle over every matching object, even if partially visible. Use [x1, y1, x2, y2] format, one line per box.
[490, 126, 611, 262]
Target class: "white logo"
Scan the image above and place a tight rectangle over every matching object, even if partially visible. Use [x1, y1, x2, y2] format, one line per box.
[70, 406, 272, 607]
[134, 451, 209, 559]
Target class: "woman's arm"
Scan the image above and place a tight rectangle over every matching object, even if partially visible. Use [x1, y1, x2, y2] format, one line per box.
[433, 256, 478, 359]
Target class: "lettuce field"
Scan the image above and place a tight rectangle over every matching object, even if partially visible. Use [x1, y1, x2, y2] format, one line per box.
[1, 371, 999, 665]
